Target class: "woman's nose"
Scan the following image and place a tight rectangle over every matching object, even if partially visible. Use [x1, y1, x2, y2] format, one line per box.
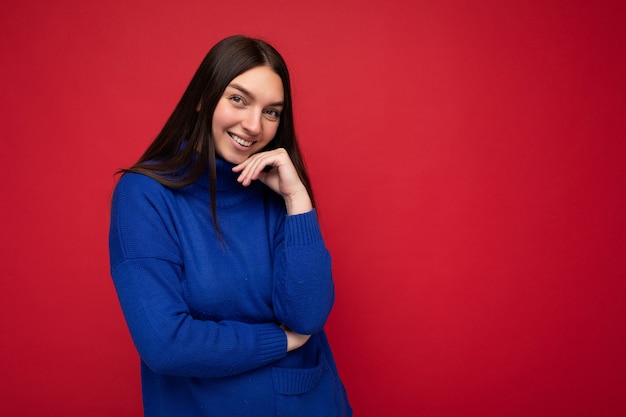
[241, 110, 262, 135]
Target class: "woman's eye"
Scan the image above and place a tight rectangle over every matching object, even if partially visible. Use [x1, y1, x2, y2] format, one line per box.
[264, 109, 280, 120]
[229, 95, 244, 104]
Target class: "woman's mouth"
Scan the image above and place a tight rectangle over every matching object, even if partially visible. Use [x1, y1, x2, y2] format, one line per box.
[229, 133, 253, 147]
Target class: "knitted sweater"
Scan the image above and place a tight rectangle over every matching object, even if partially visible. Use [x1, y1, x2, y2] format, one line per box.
[109, 158, 351, 417]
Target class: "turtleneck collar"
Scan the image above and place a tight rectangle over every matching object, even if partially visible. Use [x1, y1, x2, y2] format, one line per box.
[193, 157, 266, 208]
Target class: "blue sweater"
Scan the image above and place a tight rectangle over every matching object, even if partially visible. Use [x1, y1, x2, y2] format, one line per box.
[109, 158, 351, 416]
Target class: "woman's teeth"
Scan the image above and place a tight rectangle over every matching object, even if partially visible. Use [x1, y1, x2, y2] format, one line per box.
[230, 134, 252, 147]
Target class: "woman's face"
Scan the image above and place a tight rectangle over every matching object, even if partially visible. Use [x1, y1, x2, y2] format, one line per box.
[212, 65, 284, 165]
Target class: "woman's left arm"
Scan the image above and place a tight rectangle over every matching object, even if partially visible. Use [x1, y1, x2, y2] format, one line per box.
[233, 149, 335, 334]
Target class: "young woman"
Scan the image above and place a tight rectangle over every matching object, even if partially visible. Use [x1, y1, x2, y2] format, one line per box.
[109, 35, 352, 416]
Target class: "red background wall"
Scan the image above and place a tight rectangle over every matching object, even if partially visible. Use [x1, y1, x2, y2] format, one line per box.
[1, 1, 625, 416]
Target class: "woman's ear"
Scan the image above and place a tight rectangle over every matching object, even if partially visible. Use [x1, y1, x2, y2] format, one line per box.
[196, 101, 202, 112]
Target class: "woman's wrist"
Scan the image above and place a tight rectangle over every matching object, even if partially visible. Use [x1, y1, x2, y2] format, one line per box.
[284, 189, 313, 215]
[282, 325, 311, 351]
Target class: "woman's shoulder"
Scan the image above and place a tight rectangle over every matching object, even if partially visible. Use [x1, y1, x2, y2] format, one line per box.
[115, 171, 168, 193]
[112, 172, 178, 210]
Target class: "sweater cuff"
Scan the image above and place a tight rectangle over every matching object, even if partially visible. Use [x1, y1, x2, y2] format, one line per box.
[284, 209, 323, 247]
[256, 324, 288, 364]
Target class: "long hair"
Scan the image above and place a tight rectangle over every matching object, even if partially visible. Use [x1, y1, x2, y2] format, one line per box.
[121, 35, 315, 235]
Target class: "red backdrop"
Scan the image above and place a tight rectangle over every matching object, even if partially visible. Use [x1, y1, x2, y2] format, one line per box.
[1, 1, 625, 416]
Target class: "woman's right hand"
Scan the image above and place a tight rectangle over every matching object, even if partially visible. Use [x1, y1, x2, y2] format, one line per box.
[281, 325, 311, 352]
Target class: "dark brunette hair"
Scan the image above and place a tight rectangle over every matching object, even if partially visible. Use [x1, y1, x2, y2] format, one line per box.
[122, 35, 314, 234]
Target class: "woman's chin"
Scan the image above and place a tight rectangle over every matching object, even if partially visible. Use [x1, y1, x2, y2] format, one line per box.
[216, 150, 248, 166]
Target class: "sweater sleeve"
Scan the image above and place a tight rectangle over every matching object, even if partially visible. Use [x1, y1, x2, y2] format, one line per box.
[109, 174, 287, 378]
[271, 209, 335, 335]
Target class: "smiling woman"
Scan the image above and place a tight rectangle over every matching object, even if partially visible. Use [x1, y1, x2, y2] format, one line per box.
[212, 66, 284, 164]
[108, 35, 352, 417]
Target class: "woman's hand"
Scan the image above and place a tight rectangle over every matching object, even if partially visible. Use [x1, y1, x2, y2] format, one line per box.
[232, 148, 312, 215]
[281, 325, 311, 352]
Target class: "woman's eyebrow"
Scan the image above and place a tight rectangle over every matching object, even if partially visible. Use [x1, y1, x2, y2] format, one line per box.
[228, 83, 284, 107]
